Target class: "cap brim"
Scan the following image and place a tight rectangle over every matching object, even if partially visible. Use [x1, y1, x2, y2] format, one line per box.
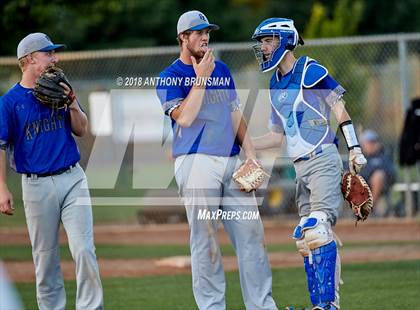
[38, 44, 66, 52]
[361, 135, 379, 143]
[189, 23, 219, 31]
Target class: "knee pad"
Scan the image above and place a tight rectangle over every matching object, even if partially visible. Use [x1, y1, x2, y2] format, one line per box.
[302, 211, 333, 250]
[293, 216, 310, 257]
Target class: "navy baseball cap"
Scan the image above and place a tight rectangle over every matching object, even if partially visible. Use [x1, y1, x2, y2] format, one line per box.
[177, 11, 219, 35]
[17, 33, 65, 59]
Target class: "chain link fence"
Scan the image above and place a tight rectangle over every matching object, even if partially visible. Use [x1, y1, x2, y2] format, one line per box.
[1, 33, 419, 221]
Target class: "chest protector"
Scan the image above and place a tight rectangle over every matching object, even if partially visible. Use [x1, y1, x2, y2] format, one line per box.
[270, 56, 331, 160]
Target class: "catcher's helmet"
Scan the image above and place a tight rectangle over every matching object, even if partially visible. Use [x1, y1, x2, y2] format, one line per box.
[252, 18, 304, 72]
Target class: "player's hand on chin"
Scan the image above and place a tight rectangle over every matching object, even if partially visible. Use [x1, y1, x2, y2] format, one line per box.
[191, 48, 215, 79]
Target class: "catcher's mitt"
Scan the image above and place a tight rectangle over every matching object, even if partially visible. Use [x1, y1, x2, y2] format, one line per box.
[233, 159, 268, 193]
[34, 66, 74, 109]
[341, 171, 373, 223]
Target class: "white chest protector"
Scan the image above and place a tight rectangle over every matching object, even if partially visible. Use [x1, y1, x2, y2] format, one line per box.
[269, 56, 334, 160]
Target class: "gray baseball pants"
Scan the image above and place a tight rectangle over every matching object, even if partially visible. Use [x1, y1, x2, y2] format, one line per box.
[294, 144, 344, 225]
[22, 164, 103, 310]
[175, 153, 277, 310]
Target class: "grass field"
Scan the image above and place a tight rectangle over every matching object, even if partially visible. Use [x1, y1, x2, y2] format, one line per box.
[3, 171, 419, 309]
[14, 260, 420, 309]
[0, 205, 143, 227]
[0, 168, 164, 228]
[0, 171, 146, 227]
[1, 240, 418, 261]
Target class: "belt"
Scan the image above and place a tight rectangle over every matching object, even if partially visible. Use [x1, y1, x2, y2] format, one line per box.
[293, 144, 333, 163]
[25, 164, 76, 178]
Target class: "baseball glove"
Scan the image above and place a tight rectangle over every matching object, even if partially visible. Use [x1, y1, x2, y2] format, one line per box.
[341, 171, 373, 223]
[34, 66, 75, 109]
[233, 159, 268, 193]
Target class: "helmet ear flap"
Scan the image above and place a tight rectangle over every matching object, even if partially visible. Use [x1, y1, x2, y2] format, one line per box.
[286, 36, 296, 50]
[285, 30, 303, 51]
[285, 33, 298, 51]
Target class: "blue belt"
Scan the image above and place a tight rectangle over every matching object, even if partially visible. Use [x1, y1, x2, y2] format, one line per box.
[25, 164, 76, 178]
[293, 144, 330, 163]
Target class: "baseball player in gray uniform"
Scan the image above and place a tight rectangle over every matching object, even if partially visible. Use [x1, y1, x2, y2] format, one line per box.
[156, 11, 278, 310]
[251, 18, 367, 309]
[0, 33, 103, 309]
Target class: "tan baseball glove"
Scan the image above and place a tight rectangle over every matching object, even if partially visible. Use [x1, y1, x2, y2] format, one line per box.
[341, 171, 373, 223]
[232, 159, 268, 193]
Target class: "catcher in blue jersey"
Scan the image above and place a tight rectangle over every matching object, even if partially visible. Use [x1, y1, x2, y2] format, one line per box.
[251, 18, 367, 309]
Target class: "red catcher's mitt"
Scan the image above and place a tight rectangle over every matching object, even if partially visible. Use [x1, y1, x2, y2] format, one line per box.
[232, 159, 268, 193]
[341, 171, 373, 223]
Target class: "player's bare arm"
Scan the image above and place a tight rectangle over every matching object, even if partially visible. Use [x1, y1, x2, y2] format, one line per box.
[68, 102, 88, 137]
[331, 96, 351, 123]
[170, 49, 215, 127]
[252, 132, 284, 151]
[231, 111, 257, 159]
[0, 149, 14, 216]
[60, 82, 88, 137]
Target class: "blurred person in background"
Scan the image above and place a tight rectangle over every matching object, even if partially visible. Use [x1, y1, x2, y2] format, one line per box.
[360, 129, 397, 217]
[398, 97, 420, 215]
[399, 98, 420, 167]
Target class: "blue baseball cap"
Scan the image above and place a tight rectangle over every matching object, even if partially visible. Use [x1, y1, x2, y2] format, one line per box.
[17, 33, 65, 59]
[360, 129, 379, 143]
[177, 11, 219, 35]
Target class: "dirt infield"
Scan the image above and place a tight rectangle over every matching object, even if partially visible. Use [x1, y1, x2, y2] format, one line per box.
[1, 218, 419, 246]
[2, 218, 419, 283]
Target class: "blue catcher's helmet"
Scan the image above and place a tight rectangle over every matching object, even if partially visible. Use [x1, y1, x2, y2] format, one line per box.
[252, 18, 304, 72]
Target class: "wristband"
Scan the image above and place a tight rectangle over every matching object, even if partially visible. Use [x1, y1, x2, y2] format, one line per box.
[339, 120, 360, 150]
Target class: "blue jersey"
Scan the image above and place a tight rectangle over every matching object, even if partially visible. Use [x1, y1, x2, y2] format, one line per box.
[0, 83, 80, 174]
[269, 56, 345, 159]
[156, 59, 240, 158]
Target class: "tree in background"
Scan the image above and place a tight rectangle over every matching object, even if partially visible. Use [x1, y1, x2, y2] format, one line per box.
[0, 0, 419, 56]
[299, 0, 366, 123]
[358, 0, 420, 35]
[304, 0, 364, 38]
